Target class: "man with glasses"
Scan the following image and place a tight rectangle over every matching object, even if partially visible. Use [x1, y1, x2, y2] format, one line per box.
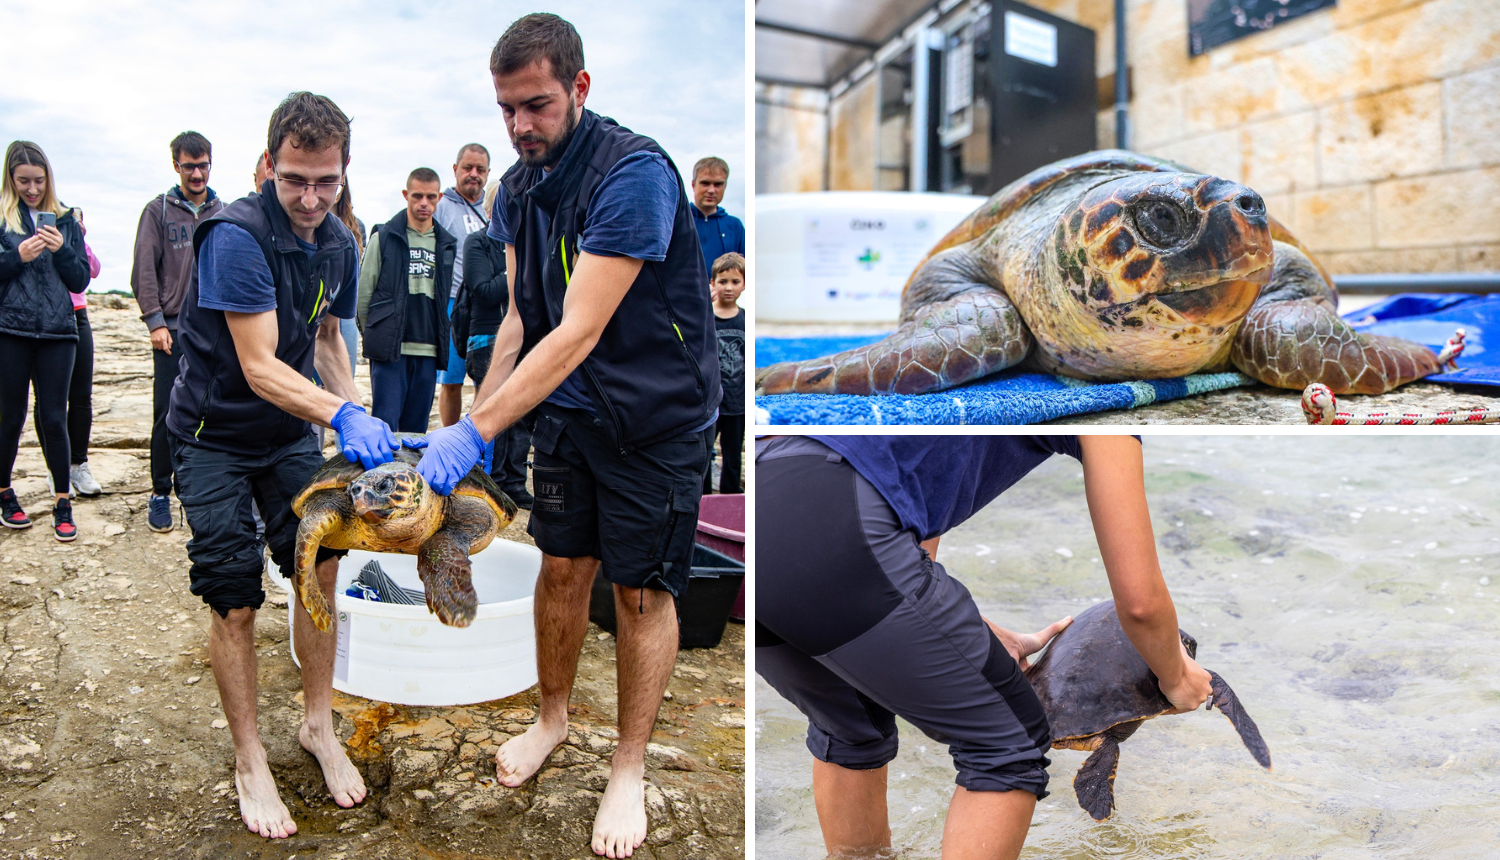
[167, 92, 398, 839]
[433, 143, 491, 428]
[131, 131, 225, 530]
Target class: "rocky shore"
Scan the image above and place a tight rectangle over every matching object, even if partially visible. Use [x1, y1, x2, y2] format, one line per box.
[0, 296, 745, 859]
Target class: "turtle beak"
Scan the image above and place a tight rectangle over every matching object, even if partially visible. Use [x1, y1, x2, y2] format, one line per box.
[351, 488, 392, 524]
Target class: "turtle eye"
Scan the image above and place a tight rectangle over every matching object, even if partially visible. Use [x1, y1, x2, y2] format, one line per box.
[377, 477, 394, 493]
[1133, 199, 1191, 247]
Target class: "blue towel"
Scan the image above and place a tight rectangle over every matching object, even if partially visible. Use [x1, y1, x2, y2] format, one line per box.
[754, 335, 1256, 424]
[1345, 293, 1500, 387]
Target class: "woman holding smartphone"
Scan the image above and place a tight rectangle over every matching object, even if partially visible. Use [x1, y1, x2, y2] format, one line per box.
[0, 141, 91, 540]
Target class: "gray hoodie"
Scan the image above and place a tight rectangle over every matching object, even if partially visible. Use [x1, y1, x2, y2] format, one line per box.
[432, 186, 489, 299]
[130, 186, 224, 331]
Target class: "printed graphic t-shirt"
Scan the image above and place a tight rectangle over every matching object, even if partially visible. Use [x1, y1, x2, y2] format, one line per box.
[714, 308, 745, 416]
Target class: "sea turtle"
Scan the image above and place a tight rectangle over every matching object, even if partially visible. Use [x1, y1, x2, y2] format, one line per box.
[756, 150, 1440, 397]
[290, 440, 518, 632]
[1023, 599, 1271, 821]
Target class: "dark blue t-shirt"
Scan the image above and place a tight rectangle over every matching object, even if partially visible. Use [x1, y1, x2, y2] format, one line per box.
[813, 435, 1089, 539]
[489, 150, 680, 415]
[198, 221, 357, 319]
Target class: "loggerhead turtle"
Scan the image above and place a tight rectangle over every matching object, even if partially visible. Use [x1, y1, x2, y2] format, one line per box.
[290, 440, 517, 632]
[756, 150, 1440, 397]
[1023, 599, 1271, 821]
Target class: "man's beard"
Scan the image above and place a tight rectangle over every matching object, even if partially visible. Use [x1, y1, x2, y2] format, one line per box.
[514, 98, 578, 169]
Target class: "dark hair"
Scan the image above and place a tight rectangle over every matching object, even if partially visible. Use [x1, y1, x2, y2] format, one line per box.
[711, 252, 745, 279]
[171, 131, 212, 162]
[489, 13, 584, 89]
[267, 92, 351, 167]
[332, 179, 364, 254]
[408, 167, 441, 187]
[693, 156, 730, 181]
[456, 143, 490, 165]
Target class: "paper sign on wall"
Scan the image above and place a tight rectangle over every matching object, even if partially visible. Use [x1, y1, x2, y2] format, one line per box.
[802, 213, 939, 307]
[1004, 11, 1057, 67]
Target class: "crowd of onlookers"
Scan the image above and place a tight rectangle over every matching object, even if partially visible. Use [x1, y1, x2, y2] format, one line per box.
[0, 133, 746, 542]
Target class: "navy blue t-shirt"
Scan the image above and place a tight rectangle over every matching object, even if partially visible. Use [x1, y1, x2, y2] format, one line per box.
[813, 436, 1090, 539]
[198, 221, 358, 320]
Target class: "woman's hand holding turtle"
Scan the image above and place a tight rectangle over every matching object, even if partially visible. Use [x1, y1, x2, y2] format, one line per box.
[331, 402, 398, 470]
[17, 234, 46, 263]
[1160, 647, 1213, 714]
[36, 226, 64, 253]
[984, 615, 1073, 671]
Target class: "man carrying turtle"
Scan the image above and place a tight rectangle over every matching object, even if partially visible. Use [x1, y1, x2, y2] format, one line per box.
[408, 13, 721, 859]
[166, 91, 400, 839]
[755, 434, 1213, 860]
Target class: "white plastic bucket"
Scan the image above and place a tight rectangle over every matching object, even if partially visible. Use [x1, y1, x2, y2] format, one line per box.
[755, 191, 987, 323]
[283, 539, 541, 707]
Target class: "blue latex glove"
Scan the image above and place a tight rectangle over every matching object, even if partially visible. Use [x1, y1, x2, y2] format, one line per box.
[330, 402, 398, 470]
[404, 415, 486, 495]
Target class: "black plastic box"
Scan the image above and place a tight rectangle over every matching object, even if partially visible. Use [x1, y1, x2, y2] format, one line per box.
[589, 544, 746, 649]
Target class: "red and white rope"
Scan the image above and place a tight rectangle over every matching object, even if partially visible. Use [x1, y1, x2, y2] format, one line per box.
[1301, 383, 1500, 425]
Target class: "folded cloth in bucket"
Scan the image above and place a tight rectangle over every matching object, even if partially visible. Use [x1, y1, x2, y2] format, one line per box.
[347, 559, 426, 605]
[754, 334, 1256, 425]
[1345, 293, 1500, 388]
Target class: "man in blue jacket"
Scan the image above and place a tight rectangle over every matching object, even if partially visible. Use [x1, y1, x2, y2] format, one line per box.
[410, 14, 721, 859]
[167, 92, 399, 840]
[689, 156, 744, 276]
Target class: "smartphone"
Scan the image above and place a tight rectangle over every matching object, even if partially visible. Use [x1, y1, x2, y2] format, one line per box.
[35, 212, 56, 231]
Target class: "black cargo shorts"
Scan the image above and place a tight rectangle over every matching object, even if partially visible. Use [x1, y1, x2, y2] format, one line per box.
[526, 403, 708, 597]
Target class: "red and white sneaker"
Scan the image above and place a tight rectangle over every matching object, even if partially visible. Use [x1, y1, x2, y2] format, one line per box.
[0, 488, 30, 529]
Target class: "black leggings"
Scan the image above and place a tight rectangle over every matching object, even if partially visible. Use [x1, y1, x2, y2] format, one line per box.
[0, 334, 75, 491]
[32, 309, 91, 464]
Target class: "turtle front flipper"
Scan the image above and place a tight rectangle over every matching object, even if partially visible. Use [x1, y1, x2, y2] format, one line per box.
[1074, 734, 1123, 821]
[757, 249, 1031, 395]
[415, 494, 489, 627]
[293, 501, 342, 634]
[1230, 242, 1440, 394]
[1207, 670, 1272, 770]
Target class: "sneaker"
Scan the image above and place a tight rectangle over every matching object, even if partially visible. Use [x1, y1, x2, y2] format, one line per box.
[45, 473, 73, 499]
[70, 462, 102, 497]
[148, 494, 174, 533]
[52, 498, 76, 542]
[0, 488, 30, 529]
[506, 488, 534, 511]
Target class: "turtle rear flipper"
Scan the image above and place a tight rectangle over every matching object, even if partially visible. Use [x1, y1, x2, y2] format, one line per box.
[1208, 670, 1272, 770]
[1231, 242, 1440, 394]
[1074, 735, 1122, 821]
[756, 249, 1031, 396]
[293, 502, 341, 634]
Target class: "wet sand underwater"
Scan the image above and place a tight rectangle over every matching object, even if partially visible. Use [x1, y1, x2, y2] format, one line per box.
[756, 435, 1500, 860]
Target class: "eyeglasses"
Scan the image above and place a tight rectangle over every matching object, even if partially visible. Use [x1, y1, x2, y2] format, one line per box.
[176, 160, 211, 174]
[274, 172, 344, 198]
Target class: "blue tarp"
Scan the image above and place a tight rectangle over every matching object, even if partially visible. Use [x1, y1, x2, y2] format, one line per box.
[753, 334, 1256, 424]
[1345, 293, 1500, 387]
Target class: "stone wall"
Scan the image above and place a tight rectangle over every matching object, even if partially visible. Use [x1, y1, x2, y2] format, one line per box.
[806, 0, 1500, 273]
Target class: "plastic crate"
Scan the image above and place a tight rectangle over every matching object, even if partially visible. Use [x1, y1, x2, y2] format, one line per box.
[590, 544, 745, 649]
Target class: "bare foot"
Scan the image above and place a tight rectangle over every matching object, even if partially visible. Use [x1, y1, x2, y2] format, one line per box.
[299, 721, 367, 808]
[495, 718, 569, 787]
[591, 759, 648, 858]
[234, 762, 296, 839]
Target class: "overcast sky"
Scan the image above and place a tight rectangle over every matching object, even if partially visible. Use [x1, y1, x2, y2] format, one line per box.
[1, 0, 746, 293]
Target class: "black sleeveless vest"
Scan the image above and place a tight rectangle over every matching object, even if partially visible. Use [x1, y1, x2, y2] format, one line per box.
[500, 109, 721, 453]
[166, 181, 356, 454]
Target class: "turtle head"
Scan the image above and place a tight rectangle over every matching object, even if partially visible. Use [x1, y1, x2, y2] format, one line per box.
[347, 461, 425, 525]
[1053, 172, 1272, 330]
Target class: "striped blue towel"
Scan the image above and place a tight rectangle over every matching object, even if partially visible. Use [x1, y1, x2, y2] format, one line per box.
[754, 334, 1256, 425]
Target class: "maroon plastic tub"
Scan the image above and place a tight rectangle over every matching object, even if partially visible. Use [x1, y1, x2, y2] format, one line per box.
[697, 494, 745, 621]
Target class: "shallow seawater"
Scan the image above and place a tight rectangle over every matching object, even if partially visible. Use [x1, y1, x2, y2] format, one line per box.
[755, 436, 1500, 859]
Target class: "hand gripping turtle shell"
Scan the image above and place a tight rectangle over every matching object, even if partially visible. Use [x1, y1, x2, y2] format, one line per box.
[757, 150, 1441, 397]
[290, 440, 518, 632]
[1023, 599, 1271, 821]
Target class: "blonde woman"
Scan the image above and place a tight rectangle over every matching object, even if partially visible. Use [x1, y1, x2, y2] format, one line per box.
[0, 141, 91, 540]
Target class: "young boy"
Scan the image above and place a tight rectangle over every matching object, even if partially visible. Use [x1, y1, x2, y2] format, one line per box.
[357, 168, 458, 433]
[706, 252, 745, 494]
